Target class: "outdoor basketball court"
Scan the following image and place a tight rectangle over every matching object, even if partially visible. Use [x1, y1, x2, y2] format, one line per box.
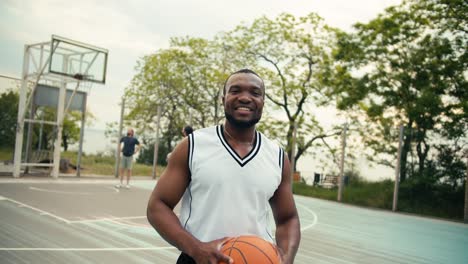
[0, 177, 467, 263]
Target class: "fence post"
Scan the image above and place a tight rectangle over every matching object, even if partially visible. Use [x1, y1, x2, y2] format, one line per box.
[152, 105, 162, 179]
[464, 158, 468, 223]
[290, 120, 298, 182]
[114, 98, 125, 178]
[393, 125, 404, 212]
[337, 123, 348, 202]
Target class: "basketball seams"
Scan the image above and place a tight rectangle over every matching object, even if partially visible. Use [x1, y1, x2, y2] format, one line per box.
[221, 236, 279, 264]
[228, 247, 248, 264]
[234, 240, 276, 264]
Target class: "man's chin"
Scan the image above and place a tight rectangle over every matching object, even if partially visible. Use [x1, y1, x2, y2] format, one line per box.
[225, 113, 260, 128]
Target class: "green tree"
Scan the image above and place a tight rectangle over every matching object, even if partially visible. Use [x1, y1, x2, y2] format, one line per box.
[226, 13, 344, 169]
[125, 36, 250, 154]
[31, 107, 93, 151]
[0, 90, 19, 148]
[334, 0, 467, 181]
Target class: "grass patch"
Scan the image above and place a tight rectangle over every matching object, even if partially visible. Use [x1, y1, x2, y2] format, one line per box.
[293, 180, 393, 210]
[0, 148, 164, 177]
[293, 182, 337, 201]
[293, 179, 464, 221]
[61, 151, 165, 176]
[342, 180, 394, 210]
[0, 147, 14, 161]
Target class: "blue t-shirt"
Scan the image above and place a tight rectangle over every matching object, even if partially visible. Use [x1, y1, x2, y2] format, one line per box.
[120, 136, 140, 157]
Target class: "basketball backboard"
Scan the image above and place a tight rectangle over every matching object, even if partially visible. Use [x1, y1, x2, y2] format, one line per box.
[49, 35, 108, 84]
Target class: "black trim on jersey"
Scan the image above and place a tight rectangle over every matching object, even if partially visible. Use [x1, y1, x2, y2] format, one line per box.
[216, 125, 261, 167]
[187, 134, 191, 175]
[279, 148, 284, 169]
[183, 182, 193, 229]
[188, 133, 194, 174]
[242, 135, 261, 165]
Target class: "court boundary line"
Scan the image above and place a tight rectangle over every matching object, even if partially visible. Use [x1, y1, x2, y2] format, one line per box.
[1, 195, 150, 225]
[69, 215, 147, 224]
[2, 197, 71, 224]
[0, 246, 177, 251]
[29, 186, 92, 195]
[297, 202, 318, 232]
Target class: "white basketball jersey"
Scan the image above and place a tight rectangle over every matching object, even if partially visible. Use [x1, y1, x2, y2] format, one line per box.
[179, 125, 284, 243]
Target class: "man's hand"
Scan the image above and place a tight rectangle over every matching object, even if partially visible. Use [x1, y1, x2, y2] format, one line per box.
[190, 237, 233, 264]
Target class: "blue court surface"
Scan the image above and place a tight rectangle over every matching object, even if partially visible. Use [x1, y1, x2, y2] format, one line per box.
[0, 177, 467, 263]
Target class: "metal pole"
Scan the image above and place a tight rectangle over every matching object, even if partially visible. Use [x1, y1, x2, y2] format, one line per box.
[290, 120, 297, 181]
[393, 125, 404, 212]
[38, 112, 44, 150]
[114, 98, 125, 178]
[13, 45, 31, 178]
[152, 105, 162, 179]
[51, 83, 66, 178]
[76, 93, 87, 177]
[337, 123, 348, 202]
[51, 55, 68, 178]
[24, 97, 36, 175]
[464, 156, 468, 223]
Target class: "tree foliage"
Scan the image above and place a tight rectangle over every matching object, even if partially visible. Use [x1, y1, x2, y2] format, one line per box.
[334, 0, 467, 182]
[125, 36, 253, 162]
[0, 90, 19, 148]
[224, 13, 345, 169]
[0, 89, 92, 152]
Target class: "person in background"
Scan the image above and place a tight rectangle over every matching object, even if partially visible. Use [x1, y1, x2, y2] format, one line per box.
[182, 125, 193, 137]
[167, 126, 194, 162]
[115, 128, 141, 189]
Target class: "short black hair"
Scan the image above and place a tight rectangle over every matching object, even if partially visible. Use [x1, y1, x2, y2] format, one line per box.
[223, 69, 265, 95]
[184, 126, 193, 135]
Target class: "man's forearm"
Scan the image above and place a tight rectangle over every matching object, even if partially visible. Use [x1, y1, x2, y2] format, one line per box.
[147, 201, 200, 255]
[275, 216, 301, 263]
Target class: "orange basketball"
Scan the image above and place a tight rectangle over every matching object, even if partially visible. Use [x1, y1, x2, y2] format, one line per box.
[219, 235, 281, 264]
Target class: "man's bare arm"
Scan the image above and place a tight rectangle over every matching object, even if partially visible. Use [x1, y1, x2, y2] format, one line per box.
[269, 153, 301, 264]
[146, 138, 232, 264]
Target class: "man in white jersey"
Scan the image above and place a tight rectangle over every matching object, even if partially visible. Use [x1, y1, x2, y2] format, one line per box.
[147, 69, 300, 264]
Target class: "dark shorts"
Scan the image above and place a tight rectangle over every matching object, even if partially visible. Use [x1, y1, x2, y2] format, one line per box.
[176, 253, 195, 264]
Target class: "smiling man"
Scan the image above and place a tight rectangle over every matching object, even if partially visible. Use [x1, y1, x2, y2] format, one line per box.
[147, 69, 301, 264]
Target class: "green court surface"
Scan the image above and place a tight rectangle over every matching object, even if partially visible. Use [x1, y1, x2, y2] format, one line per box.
[0, 178, 467, 263]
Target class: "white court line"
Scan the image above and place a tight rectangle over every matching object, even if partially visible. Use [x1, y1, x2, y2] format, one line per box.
[29, 186, 92, 195]
[106, 186, 120, 192]
[69, 215, 147, 224]
[0, 195, 7, 200]
[297, 202, 318, 232]
[0, 246, 176, 251]
[1, 197, 70, 224]
[108, 219, 152, 229]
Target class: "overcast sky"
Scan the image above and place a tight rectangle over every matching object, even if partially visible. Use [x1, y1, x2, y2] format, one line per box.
[0, 0, 401, 130]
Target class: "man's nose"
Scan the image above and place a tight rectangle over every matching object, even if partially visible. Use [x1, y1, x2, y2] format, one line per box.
[238, 92, 253, 102]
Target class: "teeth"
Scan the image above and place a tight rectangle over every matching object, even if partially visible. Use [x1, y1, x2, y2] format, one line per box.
[237, 107, 251, 111]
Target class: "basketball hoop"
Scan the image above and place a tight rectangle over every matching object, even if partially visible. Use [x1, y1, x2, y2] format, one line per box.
[72, 74, 94, 93]
[73, 73, 84, 80]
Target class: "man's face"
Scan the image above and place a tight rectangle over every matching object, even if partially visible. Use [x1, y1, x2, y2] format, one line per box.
[222, 73, 265, 128]
[127, 129, 133, 137]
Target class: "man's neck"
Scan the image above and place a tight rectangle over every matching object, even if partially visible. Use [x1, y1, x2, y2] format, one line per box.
[223, 122, 256, 145]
